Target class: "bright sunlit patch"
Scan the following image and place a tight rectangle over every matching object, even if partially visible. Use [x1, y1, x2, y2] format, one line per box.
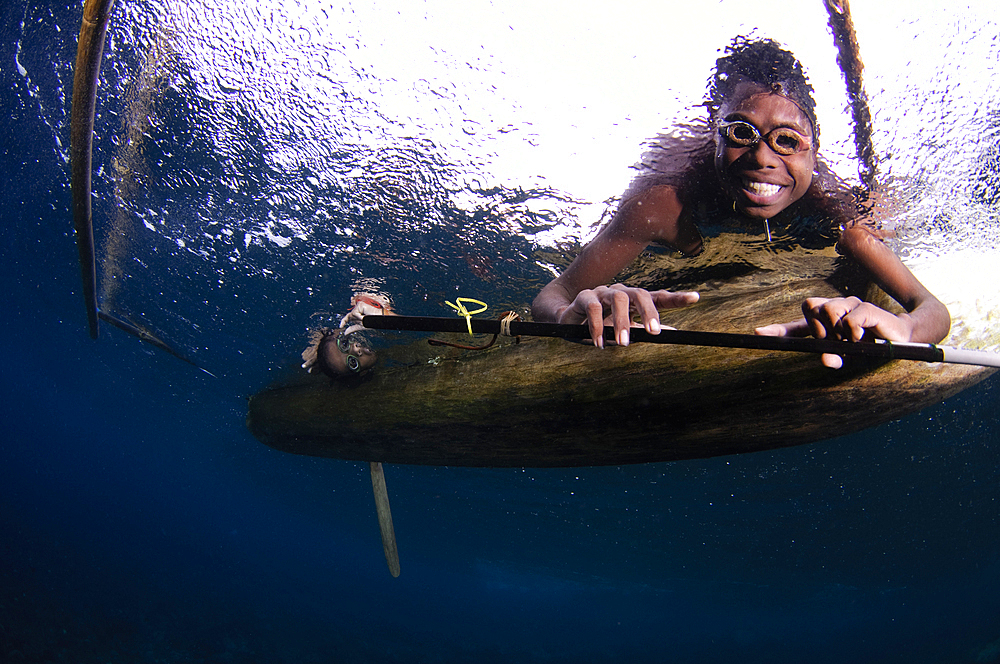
[138, 0, 997, 248]
[907, 247, 1000, 351]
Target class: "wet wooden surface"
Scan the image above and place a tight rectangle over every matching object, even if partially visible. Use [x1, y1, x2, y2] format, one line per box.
[247, 274, 994, 467]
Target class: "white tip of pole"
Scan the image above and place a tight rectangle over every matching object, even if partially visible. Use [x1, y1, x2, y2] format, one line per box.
[941, 347, 1000, 368]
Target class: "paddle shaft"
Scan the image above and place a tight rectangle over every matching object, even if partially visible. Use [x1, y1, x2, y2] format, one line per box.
[369, 462, 400, 578]
[825, 0, 878, 192]
[362, 315, 1000, 368]
[71, 0, 116, 339]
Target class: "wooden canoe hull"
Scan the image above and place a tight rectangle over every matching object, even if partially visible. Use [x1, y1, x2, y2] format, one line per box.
[247, 277, 995, 467]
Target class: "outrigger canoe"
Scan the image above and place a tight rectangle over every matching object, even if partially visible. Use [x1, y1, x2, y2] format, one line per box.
[247, 246, 998, 468]
[68, 0, 996, 469]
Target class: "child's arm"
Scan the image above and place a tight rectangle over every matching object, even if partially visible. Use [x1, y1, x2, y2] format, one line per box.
[808, 225, 950, 344]
[532, 186, 700, 347]
[756, 224, 951, 368]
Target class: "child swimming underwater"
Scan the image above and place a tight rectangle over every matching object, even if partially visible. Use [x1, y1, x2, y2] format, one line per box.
[301, 293, 393, 378]
[531, 37, 950, 368]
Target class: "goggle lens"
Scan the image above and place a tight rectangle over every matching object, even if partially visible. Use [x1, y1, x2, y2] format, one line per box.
[719, 121, 810, 156]
[336, 333, 364, 373]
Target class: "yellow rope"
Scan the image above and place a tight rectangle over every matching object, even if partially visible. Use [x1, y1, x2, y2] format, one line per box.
[445, 298, 488, 335]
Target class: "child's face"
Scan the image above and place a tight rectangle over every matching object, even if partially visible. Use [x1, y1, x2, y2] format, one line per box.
[318, 330, 377, 377]
[714, 84, 817, 220]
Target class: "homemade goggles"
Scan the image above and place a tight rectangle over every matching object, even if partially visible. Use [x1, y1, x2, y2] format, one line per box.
[336, 333, 365, 373]
[717, 120, 812, 156]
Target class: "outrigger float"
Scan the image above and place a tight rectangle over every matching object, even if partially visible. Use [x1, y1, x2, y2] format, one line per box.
[246, 274, 999, 469]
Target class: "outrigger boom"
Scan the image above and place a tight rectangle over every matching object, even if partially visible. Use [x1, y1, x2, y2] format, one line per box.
[362, 315, 1000, 368]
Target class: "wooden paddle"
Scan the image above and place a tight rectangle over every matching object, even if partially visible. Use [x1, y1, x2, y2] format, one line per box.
[369, 462, 400, 578]
[71, 0, 116, 339]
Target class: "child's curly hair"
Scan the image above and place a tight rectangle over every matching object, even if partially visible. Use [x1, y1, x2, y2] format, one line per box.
[706, 36, 820, 143]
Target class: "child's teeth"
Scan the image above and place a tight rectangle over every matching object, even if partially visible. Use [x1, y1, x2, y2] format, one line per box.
[748, 182, 782, 196]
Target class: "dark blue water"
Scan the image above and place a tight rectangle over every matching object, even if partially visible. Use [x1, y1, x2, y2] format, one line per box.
[4, 3, 1000, 663]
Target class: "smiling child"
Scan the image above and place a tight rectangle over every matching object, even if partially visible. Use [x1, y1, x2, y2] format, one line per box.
[531, 37, 949, 368]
